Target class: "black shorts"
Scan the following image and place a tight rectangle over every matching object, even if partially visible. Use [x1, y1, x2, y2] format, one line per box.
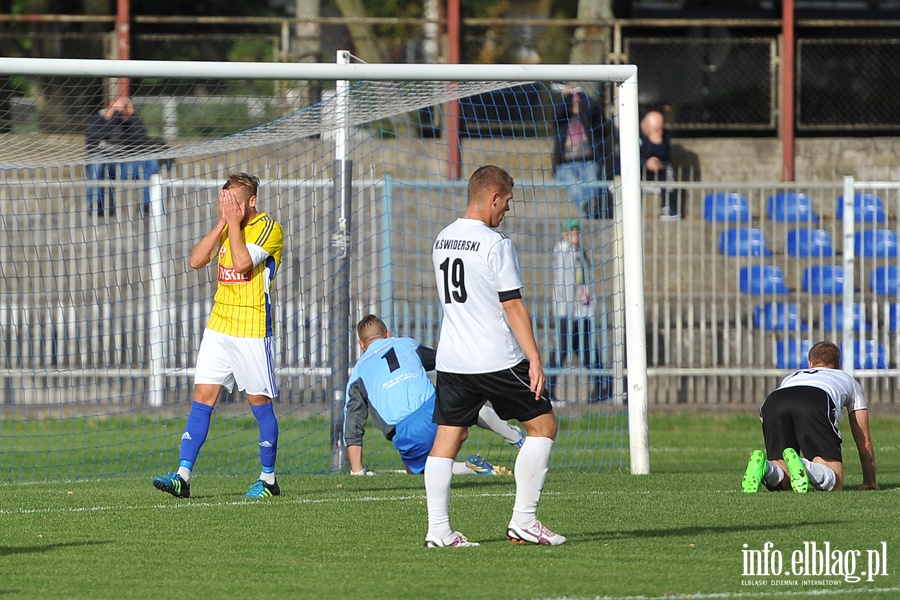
[760, 386, 842, 462]
[434, 361, 553, 427]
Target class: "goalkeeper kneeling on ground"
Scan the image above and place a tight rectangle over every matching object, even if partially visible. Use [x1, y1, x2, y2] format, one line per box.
[343, 314, 524, 476]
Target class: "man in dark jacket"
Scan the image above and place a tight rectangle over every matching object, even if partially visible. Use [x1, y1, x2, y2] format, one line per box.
[85, 96, 159, 216]
[552, 87, 613, 219]
[639, 110, 679, 219]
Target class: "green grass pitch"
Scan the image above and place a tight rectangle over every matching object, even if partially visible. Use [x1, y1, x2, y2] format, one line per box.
[1, 411, 899, 599]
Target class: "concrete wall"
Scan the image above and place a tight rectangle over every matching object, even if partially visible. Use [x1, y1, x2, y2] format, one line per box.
[672, 137, 900, 183]
[391, 135, 900, 188]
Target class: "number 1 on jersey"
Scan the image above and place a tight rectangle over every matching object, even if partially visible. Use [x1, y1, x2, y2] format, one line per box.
[381, 347, 400, 372]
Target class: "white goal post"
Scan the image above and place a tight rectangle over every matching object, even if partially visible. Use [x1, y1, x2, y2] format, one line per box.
[0, 56, 649, 476]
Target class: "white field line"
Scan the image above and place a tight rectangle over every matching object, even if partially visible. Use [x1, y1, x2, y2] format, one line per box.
[539, 588, 900, 600]
[0, 489, 517, 516]
[3, 484, 899, 517]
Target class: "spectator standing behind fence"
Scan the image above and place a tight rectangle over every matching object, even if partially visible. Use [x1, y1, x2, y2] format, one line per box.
[639, 110, 679, 220]
[552, 86, 610, 220]
[85, 96, 159, 217]
[547, 218, 609, 404]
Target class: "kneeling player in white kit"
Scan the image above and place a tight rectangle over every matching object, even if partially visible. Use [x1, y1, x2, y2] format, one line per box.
[742, 341, 878, 493]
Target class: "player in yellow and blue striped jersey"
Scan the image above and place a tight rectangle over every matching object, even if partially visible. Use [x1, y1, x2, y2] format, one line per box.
[153, 173, 284, 499]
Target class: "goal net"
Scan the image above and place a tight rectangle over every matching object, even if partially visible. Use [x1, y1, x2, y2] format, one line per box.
[0, 55, 647, 479]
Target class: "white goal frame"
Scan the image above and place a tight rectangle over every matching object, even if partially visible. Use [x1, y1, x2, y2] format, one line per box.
[0, 57, 649, 475]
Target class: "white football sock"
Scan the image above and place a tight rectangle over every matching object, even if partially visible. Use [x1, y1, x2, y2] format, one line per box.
[259, 471, 276, 485]
[763, 461, 783, 489]
[451, 461, 474, 475]
[512, 436, 553, 529]
[801, 458, 836, 491]
[476, 404, 521, 443]
[424, 456, 454, 539]
[176, 466, 191, 482]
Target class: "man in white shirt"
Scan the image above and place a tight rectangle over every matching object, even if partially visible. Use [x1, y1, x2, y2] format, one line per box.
[741, 341, 878, 493]
[424, 165, 565, 548]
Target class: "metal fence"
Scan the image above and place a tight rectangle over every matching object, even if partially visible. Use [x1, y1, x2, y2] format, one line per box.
[797, 38, 900, 131]
[643, 176, 900, 405]
[0, 172, 626, 408]
[2, 169, 898, 407]
[624, 37, 776, 130]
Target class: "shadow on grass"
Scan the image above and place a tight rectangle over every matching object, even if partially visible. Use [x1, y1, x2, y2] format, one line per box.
[576, 520, 846, 542]
[0, 540, 110, 557]
[451, 477, 516, 491]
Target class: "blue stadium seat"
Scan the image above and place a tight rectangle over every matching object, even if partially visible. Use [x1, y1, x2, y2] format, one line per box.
[847, 339, 888, 369]
[889, 303, 900, 331]
[754, 302, 807, 331]
[822, 303, 870, 332]
[836, 193, 887, 223]
[766, 192, 819, 222]
[854, 229, 899, 258]
[802, 265, 844, 294]
[870, 265, 900, 295]
[739, 265, 788, 294]
[719, 228, 772, 257]
[776, 338, 811, 369]
[786, 228, 834, 257]
[703, 192, 751, 223]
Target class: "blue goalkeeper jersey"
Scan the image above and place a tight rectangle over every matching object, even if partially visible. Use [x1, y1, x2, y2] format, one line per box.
[343, 337, 436, 446]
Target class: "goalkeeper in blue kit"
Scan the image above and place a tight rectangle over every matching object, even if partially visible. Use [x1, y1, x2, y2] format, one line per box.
[343, 314, 524, 475]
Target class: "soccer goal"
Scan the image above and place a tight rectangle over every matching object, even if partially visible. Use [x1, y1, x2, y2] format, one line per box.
[0, 54, 648, 479]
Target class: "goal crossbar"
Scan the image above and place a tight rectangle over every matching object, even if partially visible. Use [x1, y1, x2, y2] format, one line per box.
[0, 57, 637, 83]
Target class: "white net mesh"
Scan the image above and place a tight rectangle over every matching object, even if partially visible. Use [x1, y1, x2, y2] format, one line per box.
[0, 59, 638, 479]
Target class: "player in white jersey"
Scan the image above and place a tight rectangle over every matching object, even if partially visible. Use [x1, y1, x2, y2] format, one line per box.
[741, 341, 878, 493]
[424, 165, 565, 548]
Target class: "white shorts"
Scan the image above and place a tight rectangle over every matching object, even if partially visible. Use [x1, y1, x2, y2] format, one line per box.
[194, 329, 278, 398]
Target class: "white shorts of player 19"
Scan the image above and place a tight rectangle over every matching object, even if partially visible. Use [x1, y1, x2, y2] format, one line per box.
[507, 520, 567, 546]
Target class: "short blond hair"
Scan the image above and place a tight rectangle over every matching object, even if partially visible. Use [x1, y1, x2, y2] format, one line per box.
[467, 165, 514, 206]
[223, 172, 260, 197]
[356, 314, 387, 345]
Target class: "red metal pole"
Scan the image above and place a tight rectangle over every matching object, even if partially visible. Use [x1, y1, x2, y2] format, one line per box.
[782, 0, 795, 181]
[117, 0, 131, 98]
[446, 0, 461, 180]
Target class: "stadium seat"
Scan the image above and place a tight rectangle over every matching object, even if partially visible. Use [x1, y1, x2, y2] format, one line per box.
[766, 192, 818, 222]
[870, 265, 900, 295]
[854, 229, 899, 258]
[775, 338, 811, 369]
[703, 192, 751, 223]
[802, 265, 844, 294]
[719, 227, 772, 256]
[754, 302, 807, 331]
[822, 303, 870, 332]
[836, 193, 887, 223]
[847, 339, 888, 369]
[786, 228, 834, 257]
[889, 303, 900, 331]
[739, 265, 788, 294]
